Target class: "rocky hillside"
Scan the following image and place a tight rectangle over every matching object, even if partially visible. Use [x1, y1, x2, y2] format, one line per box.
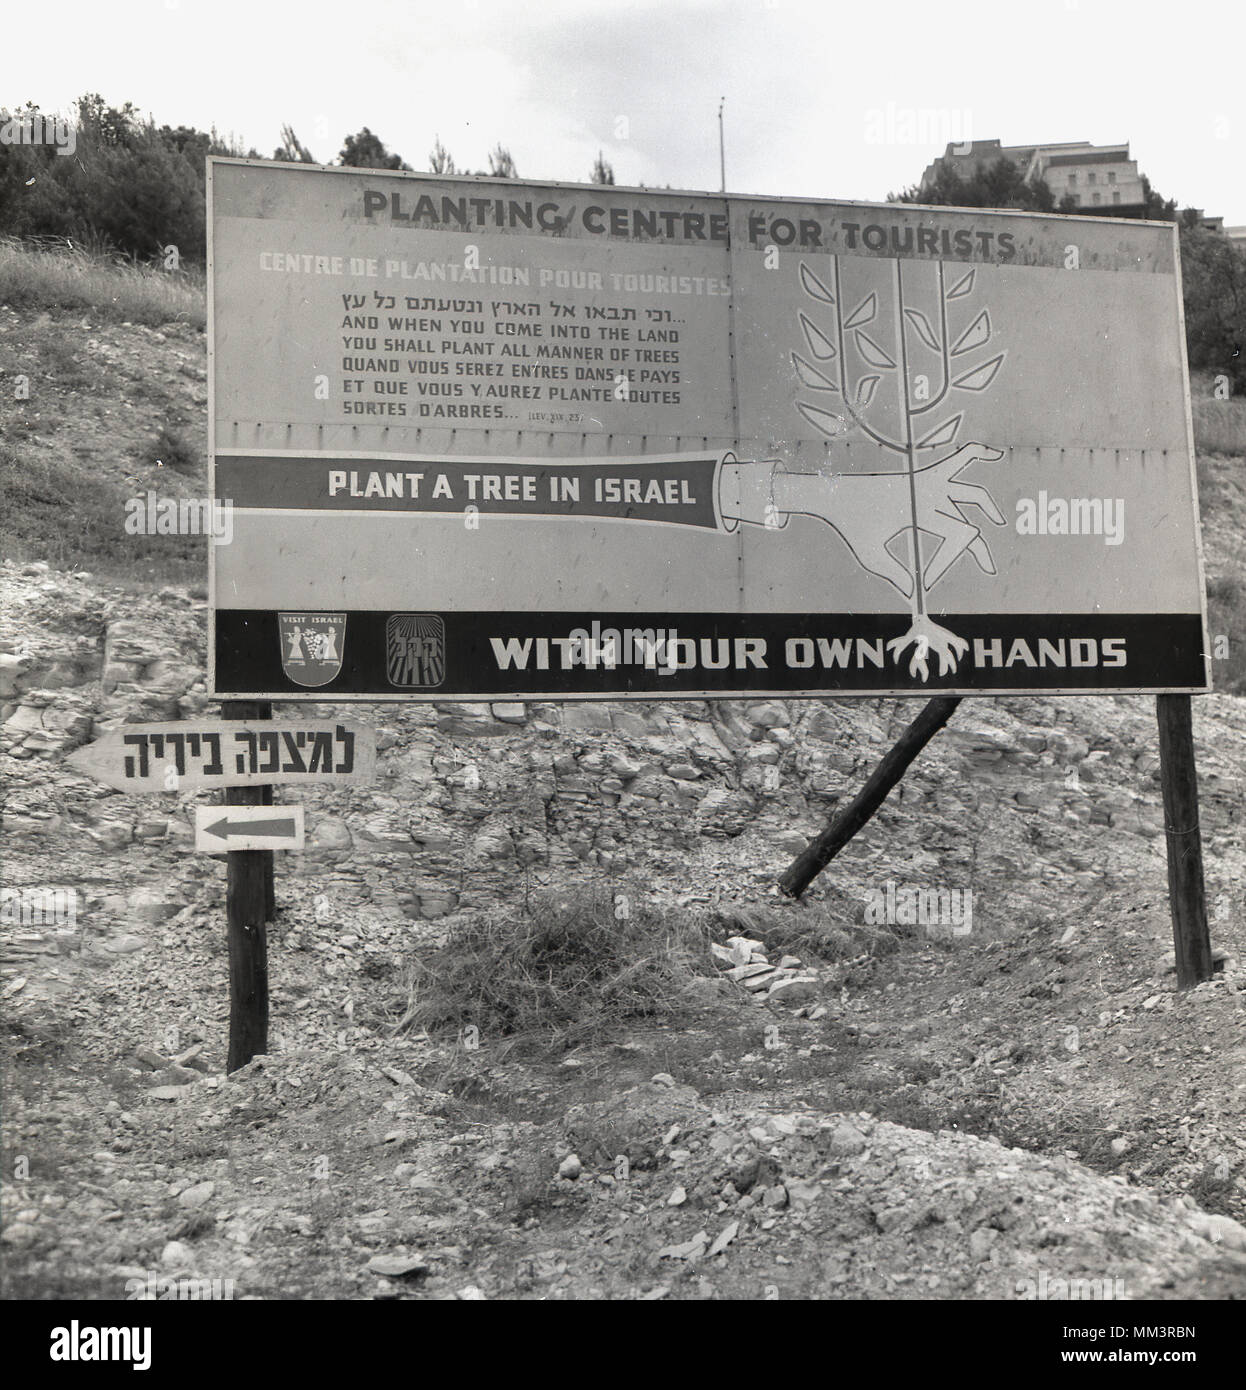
[3, 551, 1245, 1300]
[2, 263, 1245, 1304]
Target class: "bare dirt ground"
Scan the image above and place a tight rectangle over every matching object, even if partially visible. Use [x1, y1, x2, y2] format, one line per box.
[2, 555, 1243, 1301]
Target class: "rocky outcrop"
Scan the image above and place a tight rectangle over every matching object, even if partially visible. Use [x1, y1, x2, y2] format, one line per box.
[4, 559, 1244, 939]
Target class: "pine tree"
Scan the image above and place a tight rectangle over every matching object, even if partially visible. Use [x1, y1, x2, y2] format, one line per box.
[338, 127, 410, 171]
[428, 136, 456, 175]
[487, 144, 517, 178]
[274, 124, 315, 164]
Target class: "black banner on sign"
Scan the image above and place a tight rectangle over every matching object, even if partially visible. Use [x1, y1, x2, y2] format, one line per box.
[213, 610, 1210, 699]
[216, 454, 724, 528]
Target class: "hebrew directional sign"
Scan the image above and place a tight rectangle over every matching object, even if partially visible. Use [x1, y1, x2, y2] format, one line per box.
[208, 158, 1210, 699]
[195, 805, 305, 852]
[67, 720, 375, 792]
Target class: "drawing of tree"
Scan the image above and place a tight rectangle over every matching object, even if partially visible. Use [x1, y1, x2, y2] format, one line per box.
[792, 257, 1006, 679]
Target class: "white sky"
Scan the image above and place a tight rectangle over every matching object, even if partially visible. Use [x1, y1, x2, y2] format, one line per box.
[4, 0, 1244, 224]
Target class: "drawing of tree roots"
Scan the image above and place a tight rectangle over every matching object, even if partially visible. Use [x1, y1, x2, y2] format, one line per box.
[792, 256, 1007, 680]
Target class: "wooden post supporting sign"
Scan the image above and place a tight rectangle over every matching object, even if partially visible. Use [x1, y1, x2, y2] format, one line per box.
[1156, 693, 1213, 988]
[68, 709, 376, 1071]
[780, 696, 962, 899]
[221, 699, 273, 1071]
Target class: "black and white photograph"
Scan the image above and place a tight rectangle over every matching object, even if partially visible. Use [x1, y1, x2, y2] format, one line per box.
[1, 0, 1243, 1360]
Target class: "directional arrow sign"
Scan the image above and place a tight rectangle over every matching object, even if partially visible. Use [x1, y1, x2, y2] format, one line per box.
[67, 720, 375, 793]
[194, 805, 305, 852]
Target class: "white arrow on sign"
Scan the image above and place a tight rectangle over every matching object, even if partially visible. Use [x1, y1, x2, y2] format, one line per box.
[194, 805, 305, 852]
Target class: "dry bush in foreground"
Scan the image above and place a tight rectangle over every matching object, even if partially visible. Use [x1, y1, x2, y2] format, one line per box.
[388, 889, 717, 1048]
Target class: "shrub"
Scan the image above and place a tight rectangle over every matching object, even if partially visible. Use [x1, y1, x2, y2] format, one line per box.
[388, 888, 715, 1047]
[141, 424, 200, 475]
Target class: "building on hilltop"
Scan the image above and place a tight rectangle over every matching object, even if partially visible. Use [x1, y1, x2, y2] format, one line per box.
[920, 139, 1148, 216]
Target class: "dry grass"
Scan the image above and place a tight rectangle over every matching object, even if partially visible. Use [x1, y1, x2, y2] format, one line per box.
[1192, 397, 1246, 457]
[0, 236, 205, 330]
[1189, 369, 1246, 457]
[0, 440, 207, 583]
[387, 888, 716, 1049]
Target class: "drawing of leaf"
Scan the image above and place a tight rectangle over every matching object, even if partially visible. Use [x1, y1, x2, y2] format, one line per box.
[904, 308, 940, 352]
[952, 352, 1005, 392]
[797, 401, 849, 437]
[854, 330, 896, 369]
[799, 262, 836, 304]
[843, 293, 877, 329]
[855, 374, 881, 408]
[792, 353, 839, 391]
[951, 310, 991, 356]
[915, 413, 964, 449]
[946, 269, 975, 300]
[799, 312, 837, 360]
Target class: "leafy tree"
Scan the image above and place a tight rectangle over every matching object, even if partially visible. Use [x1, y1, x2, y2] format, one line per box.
[339, 127, 410, 171]
[1140, 175, 1177, 221]
[75, 93, 141, 149]
[0, 95, 248, 262]
[591, 151, 615, 185]
[1179, 224, 1246, 391]
[890, 157, 1053, 212]
[158, 125, 215, 166]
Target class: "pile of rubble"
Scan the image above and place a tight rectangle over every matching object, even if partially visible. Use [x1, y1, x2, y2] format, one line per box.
[709, 934, 822, 1009]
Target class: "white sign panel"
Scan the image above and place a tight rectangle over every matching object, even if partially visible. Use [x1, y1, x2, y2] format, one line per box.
[194, 805, 305, 852]
[207, 158, 1210, 699]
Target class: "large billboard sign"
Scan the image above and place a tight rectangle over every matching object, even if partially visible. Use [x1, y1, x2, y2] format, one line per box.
[207, 158, 1210, 700]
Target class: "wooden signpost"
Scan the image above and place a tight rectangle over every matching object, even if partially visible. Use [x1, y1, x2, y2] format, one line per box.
[220, 700, 273, 1073]
[1155, 694, 1212, 989]
[69, 712, 375, 1068]
[780, 697, 962, 899]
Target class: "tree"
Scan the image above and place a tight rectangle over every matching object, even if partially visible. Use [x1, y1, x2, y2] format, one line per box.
[591, 151, 615, 185]
[1140, 175, 1177, 221]
[0, 95, 256, 261]
[338, 127, 410, 171]
[1179, 224, 1246, 392]
[75, 93, 141, 148]
[487, 143, 517, 178]
[428, 136, 456, 175]
[274, 124, 315, 164]
[891, 157, 1053, 213]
